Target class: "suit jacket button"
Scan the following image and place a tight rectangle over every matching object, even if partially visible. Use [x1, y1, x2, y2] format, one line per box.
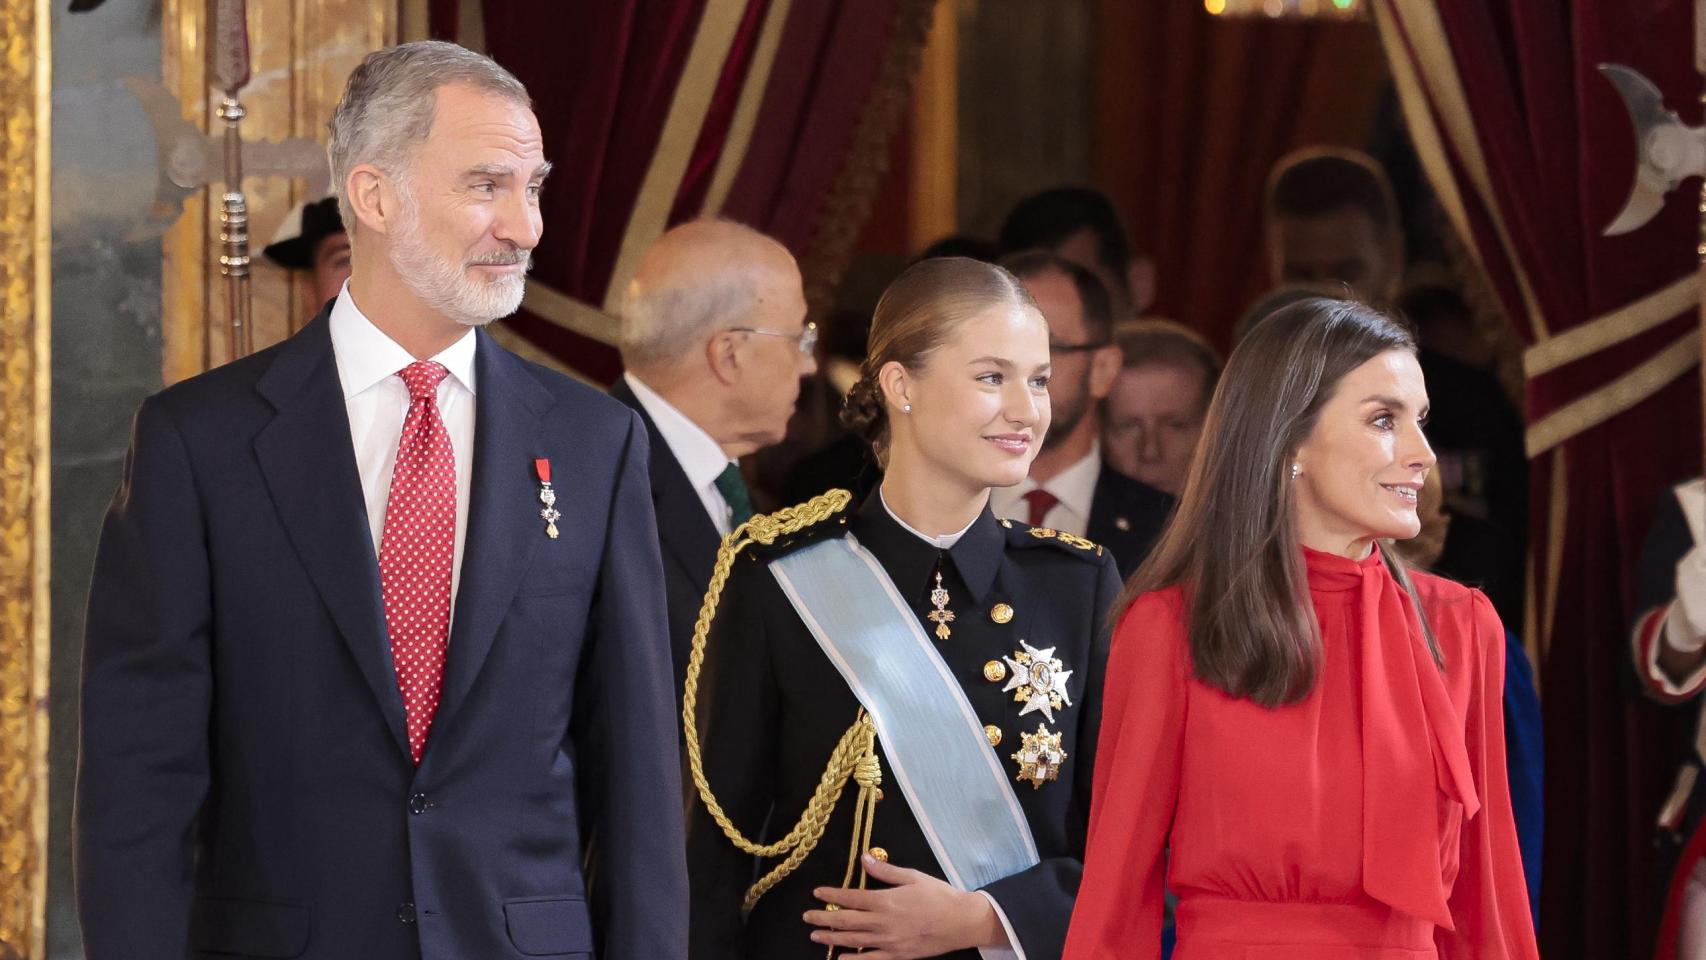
[983, 660, 1007, 682]
[397, 902, 416, 924]
[409, 792, 430, 814]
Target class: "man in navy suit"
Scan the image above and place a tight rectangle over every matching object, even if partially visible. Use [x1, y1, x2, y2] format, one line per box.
[610, 220, 814, 685]
[75, 41, 687, 960]
[991, 251, 1173, 579]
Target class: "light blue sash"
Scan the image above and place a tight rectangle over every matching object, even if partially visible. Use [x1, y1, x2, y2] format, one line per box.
[769, 535, 1040, 891]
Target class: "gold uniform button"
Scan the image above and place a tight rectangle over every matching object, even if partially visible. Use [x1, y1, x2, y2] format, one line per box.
[990, 602, 1014, 624]
[868, 847, 889, 863]
[983, 660, 1007, 682]
[984, 724, 1003, 746]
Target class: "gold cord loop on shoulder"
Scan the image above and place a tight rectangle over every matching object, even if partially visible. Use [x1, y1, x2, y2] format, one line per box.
[680, 490, 881, 913]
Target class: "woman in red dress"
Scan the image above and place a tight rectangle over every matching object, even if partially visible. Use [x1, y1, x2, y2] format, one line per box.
[1063, 298, 1538, 959]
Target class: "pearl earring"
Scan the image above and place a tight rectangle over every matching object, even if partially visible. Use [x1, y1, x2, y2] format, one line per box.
[1290, 463, 1301, 481]
[903, 404, 912, 413]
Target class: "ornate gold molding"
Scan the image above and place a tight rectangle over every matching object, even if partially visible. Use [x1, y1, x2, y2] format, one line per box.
[0, 0, 51, 955]
[162, 0, 396, 383]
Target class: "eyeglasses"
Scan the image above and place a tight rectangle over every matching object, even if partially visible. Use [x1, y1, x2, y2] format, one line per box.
[731, 321, 818, 355]
[1049, 339, 1112, 354]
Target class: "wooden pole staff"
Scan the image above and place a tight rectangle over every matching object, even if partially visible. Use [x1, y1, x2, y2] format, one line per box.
[210, 0, 254, 360]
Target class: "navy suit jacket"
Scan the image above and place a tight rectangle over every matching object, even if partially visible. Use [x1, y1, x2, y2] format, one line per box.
[75, 310, 688, 960]
[1085, 464, 1174, 581]
[607, 379, 721, 688]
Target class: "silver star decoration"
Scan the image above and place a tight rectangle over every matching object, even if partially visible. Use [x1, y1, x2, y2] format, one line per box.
[1001, 639, 1073, 722]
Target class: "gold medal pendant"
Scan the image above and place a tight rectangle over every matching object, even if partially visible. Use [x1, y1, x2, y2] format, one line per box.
[926, 569, 955, 640]
[1012, 723, 1067, 789]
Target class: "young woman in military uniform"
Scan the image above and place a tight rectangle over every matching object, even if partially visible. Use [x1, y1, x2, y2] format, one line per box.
[685, 257, 1123, 960]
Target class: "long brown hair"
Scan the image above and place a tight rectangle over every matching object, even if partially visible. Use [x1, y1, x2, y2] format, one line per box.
[1120, 297, 1440, 707]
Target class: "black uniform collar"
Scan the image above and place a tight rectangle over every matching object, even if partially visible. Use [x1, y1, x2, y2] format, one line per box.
[850, 489, 1004, 604]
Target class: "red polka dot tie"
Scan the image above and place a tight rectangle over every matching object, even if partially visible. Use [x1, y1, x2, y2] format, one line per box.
[379, 360, 455, 765]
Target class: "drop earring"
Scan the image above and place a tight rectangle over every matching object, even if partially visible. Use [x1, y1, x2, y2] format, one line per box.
[1290, 463, 1302, 481]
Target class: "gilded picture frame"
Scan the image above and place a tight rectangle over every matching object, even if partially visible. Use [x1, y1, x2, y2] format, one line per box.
[0, 0, 53, 956]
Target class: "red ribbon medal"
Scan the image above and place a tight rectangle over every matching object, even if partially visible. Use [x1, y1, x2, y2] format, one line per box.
[534, 458, 559, 539]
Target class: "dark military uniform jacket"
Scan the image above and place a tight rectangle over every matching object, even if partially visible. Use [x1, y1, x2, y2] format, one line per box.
[687, 492, 1123, 960]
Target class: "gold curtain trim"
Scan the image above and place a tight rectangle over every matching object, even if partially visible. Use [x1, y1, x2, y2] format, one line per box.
[1538, 447, 1568, 667]
[701, 0, 794, 217]
[1378, 0, 1549, 341]
[0, 0, 51, 953]
[1525, 329, 1700, 457]
[602, 0, 753, 311]
[797, 0, 939, 318]
[1523, 274, 1697, 377]
[522, 279, 620, 346]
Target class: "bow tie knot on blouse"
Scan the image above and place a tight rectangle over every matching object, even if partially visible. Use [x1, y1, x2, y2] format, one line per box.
[1305, 546, 1480, 929]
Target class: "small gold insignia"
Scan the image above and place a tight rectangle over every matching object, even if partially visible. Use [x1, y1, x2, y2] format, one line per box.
[983, 659, 1007, 682]
[1029, 527, 1099, 552]
[1115, 516, 1131, 532]
[1000, 518, 1013, 528]
[984, 724, 1003, 746]
[1012, 723, 1067, 788]
[990, 602, 1014, 624]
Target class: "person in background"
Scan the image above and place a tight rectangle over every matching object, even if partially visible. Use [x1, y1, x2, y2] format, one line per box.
[612, 219, 815, 686]
[999, 185, 1156, 321]
[994, 250, 1173, 580]
[262, 195, 352, 320]
[1265, 147, 1527, 623]
[1103, 320, 1222, 497]
[1632, 477, 1706, 960]
[1065, 297, 1536, 958]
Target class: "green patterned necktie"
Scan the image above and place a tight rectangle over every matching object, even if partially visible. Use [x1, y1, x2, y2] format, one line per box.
[714, 463, 754, 528]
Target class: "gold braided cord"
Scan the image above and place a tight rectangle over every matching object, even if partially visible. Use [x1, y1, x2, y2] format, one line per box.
[681, 489, 883, 912]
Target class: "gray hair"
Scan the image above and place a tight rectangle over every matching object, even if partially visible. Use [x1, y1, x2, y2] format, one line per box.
[326, 41, 530, 232]
[618, 269, 761, 370]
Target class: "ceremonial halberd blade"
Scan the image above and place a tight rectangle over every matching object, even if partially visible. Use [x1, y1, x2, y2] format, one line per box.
[1599, 64, 1706, 236]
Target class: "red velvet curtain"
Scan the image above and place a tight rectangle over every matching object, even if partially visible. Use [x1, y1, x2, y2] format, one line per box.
[1378, 2, 1702, 957]
[1092, 1, 1391, 348]
[429, 0, 936, 384]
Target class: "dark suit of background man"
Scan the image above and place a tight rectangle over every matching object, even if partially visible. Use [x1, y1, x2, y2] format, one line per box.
[991, 249, 1173, 579]
[76, 41, 687, 960]
[610, 219, 815, 685]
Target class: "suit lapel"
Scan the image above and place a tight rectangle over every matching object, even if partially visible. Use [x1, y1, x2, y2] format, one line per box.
[612, 381, 720, 587]
[253, 313, 411, 760]
[433, 330, 554, 741]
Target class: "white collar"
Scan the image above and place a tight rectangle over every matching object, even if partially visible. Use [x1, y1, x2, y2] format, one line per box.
[623, 372, 735, 491]
[328, 282, 478, 399]
[879, 486, 980, 550]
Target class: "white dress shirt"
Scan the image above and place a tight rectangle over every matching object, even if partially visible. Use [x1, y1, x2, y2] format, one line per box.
[623, 372, 739, 536]
[989, 444, 1102, 537]
[329, 284, 477, 610]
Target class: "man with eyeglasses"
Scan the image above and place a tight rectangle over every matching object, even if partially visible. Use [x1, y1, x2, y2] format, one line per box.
[991, 250, 1173, 580]
[612, 219, 816, 687]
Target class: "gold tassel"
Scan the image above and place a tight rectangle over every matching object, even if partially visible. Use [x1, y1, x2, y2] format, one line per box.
[826, 720, 884, 960]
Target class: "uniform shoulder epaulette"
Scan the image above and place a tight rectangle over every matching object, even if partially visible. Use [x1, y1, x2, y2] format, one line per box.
[743, 500, 853, 563]
[999, 518, 1106, 561]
